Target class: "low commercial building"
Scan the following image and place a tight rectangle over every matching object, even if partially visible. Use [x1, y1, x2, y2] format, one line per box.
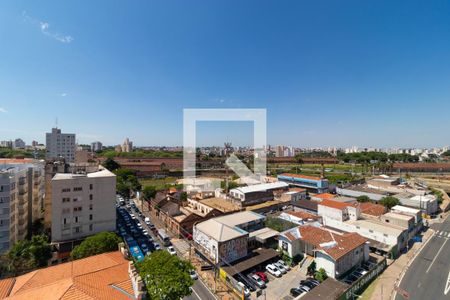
[51, 169, 116, 246]
[359, 202, 387, 218]
[279, 226, 369, 278]
[278, 173, 329, 193]
[323, 218, 408, 258]
[278, 211, 321, 226]
[292, 199, 319, 214]
[0, 251, 145, 300]
[337, 186, 438, 215]
[391, 205, 422, 225]
[318, 199, 360, 222]
[229, 182, 289, 207]
[380, 212, 417, 239]
[193, 211, 266, 265]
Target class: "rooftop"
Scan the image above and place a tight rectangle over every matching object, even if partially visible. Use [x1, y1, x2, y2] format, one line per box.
[348, 219, 405, 236]
[53, 169, 115, 180]
[360, 202, 386, 217]
[200, 197, 240, 213]
[312, 193, 336, 200]
[231, 181, 288, 194]
[383, 212, 414, 221]
[0, 251, 134, 300]
[319, 199, 357, 210]
[300, 278, 349, 300]
[195, 211, 265, 242]
[278, 173, 324, 181]
[292, 199, 318, 212]
[391, 205, 421, 214]
[281, 226, 367, 260]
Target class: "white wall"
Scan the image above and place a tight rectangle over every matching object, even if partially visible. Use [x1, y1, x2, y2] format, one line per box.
[318, 205, 346, 222]
[193, 227, 219, 263]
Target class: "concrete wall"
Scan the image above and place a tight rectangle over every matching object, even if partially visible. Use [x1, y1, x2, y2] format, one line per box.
[51, 173, 116, 242]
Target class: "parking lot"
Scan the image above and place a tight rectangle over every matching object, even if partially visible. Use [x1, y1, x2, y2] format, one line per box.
[258, 264, 307, 299]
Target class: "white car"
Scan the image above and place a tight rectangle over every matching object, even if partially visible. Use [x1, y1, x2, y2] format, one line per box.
[189, 269, 198, 280]
[142, 229, 149, 236]
[167, 246, 177, 255]
[266, 264, 282, 277]
[153, 243, 161, 251]
[273, 262, 287, 274]
[144, 217, 151, 225]
[237, 282, 251, 298]
[277, 259, 291, 271]
[130, 214, 136, 220]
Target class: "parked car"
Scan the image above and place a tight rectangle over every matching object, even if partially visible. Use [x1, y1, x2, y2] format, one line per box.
[255, 272, 268, 283]
[237, 282, 251, 298]
[144, 217, 151, 225]
[298, 285, 311, 292]
[301, 281, 316, 289]
[130, 214, 136, 220]
[265, 264, 282, 277]
[167, 246, 177, 255]
[290, 288, 304, 297]
[277, 259, 291, 271]
[248, 274, 265, 288]
[189, 269, 198, 280]
[153, 243, 161, 251]
[273, 262, 287, 274]
[142, 229, 149, 236]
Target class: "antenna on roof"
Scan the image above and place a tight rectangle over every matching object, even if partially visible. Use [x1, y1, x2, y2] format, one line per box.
[55, 117, 58, 129]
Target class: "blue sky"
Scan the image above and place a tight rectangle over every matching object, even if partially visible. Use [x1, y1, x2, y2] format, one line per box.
[1, 1, 450, 148]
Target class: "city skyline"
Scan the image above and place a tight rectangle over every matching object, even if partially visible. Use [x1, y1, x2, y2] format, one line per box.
[2, 1, 450, 147]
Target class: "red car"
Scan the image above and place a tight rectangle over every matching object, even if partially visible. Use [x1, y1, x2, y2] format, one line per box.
[255, 272, 268, 282]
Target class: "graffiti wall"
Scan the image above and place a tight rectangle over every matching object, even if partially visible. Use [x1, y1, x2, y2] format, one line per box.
[218, 236, 248, 264]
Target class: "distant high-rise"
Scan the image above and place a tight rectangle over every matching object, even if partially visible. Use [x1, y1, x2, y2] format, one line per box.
[275, 145, 284, 157]
[46, 128, 76, 162]
[13, 138, 26, 149]
[91, 141, 103, 152]
[121, 138, 133, 153]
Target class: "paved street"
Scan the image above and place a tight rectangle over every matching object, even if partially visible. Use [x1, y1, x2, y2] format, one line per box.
[132, 198, 217, 300]
[396, 214, 450, 300]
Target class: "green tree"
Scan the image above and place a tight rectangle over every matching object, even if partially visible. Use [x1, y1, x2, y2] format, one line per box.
[28, 235, 52, 267]
[142, 186, 157, 200]
[103, 158, 120, 171]
[379, 196, 400, 209]
[6, 240, 35, 275]
[115, 168, 142, 198]
[71, 232, 121, 260]
[315, 268, 328, 282]
[307, 261, 316, 275]
[356, 195, 371, 203]
[137, 250, 194, 300]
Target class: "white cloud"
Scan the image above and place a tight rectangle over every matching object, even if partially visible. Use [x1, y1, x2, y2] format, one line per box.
[60, 93, 68, 97]
[23, 11, 73, 44]
[0, 107, 7, 113]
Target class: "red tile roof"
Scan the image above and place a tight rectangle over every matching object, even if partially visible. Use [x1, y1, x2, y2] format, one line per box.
[286, 211, 319, 221]
[360, 202, 386, 217]
[319, 199, 357, 210]
[298, 226, 367, 260]
[0, 252, 135, 300]
[280, 173, 323, 181]
[313, 193, 335, 200]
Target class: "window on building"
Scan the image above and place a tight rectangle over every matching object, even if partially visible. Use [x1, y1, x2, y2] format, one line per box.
[62, 197, 70, 203]
[89, 224, 93, 231]
[75, 216, 79, 223]
[0, 220, 3, 226]
[73, 197, 78, 202]
[369, 229, 374, 233]
[75, 227, 80, 233]
[383, 233, 388, 237]
[74, 207, 82, 212]
[62, 188, 70, 193]
[73, 187, 83, 192]
[63, 218, 67, 225]
[89, 194, 93, 200]
[89, 184, 93, 190]
[89, 204, 93, 210]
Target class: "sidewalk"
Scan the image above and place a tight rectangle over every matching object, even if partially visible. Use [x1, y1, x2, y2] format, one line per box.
[369, 228, 434, 300]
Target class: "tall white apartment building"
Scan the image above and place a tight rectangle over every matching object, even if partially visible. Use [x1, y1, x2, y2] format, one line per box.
[91, 141, 103, 152]
[0, 161, 45, 254]
[46, 128, 76, 162]
[51, 169, 116, 243]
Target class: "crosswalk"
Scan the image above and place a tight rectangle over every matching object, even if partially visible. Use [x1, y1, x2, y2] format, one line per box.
[434, 230, 450, 238]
